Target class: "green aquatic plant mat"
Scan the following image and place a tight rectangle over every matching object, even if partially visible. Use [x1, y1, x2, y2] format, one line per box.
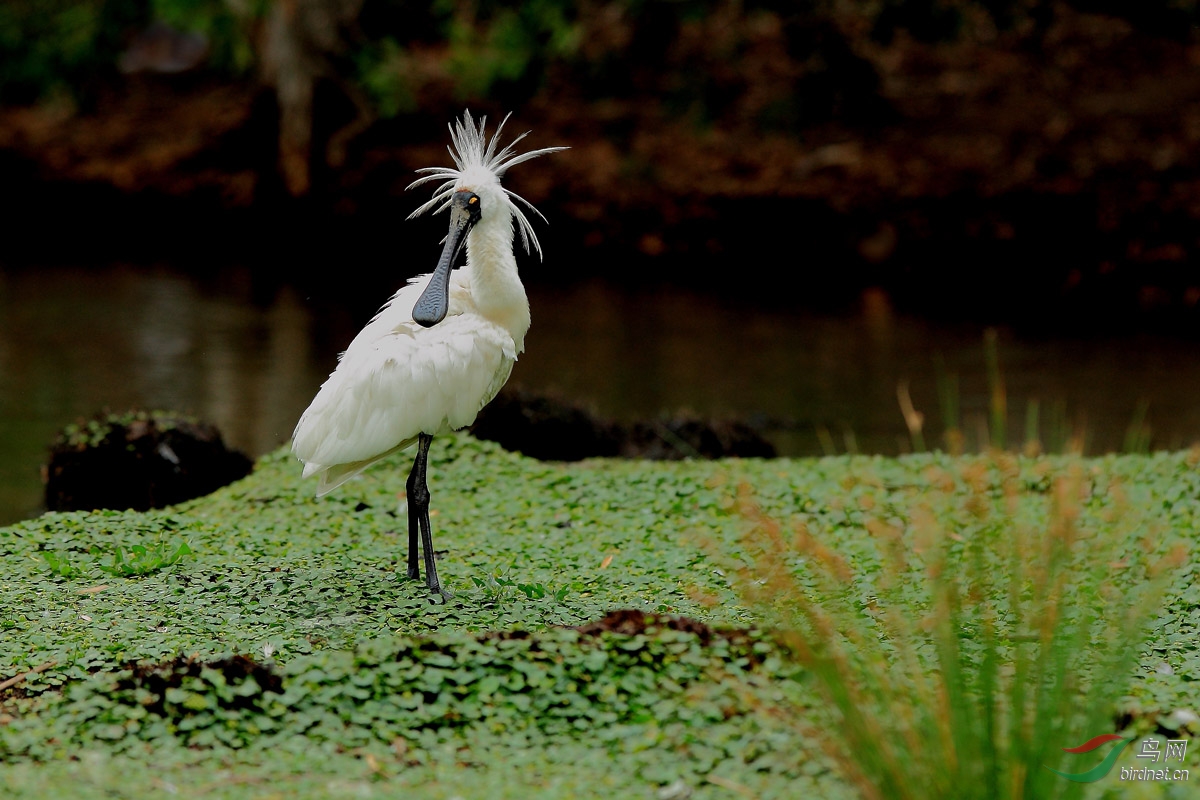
[1, 435, 1197, 799]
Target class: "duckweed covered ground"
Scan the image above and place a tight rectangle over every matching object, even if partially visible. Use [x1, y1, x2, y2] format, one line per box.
[1, 435, 1197, 798]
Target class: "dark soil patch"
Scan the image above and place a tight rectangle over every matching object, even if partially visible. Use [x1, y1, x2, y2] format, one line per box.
[571, 608, 759, 658]
[572, 608, 724, 639]
[118, 653, 283, 716]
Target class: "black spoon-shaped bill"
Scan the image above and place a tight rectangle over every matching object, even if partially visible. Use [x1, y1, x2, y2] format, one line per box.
[412, 191, 481, 328]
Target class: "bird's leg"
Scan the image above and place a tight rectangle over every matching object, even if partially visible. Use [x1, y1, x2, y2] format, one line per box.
[404, 448, 423, 582]
[407, 433, 453, 603]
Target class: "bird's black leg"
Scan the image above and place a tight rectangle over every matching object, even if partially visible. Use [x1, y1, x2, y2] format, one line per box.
[404, 446, 423, 582]
[407, 433, 452, 603]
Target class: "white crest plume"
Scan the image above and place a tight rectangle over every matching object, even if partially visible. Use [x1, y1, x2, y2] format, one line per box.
[407, 111, 568, 259]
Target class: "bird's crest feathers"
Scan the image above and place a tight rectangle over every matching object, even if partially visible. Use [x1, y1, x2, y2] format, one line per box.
[407, 111, 567, 259]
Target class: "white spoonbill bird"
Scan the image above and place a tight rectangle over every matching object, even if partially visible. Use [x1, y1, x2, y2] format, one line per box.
[292, 111, 567, 601]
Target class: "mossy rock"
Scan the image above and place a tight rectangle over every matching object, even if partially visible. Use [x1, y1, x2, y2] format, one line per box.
[43, 410, 253, 512]
[472, 387, 775, 460]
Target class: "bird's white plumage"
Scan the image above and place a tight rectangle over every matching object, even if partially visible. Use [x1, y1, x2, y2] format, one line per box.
[292, 111, 565, 496]
[293, 270, 517, 494]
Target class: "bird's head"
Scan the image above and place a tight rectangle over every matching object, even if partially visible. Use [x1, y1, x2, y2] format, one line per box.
[408, 112, 567, 327]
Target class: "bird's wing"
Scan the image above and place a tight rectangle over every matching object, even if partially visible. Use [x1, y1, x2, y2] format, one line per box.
[291, 299, 517, 491]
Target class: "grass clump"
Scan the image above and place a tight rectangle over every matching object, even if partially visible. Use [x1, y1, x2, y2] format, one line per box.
[727, 452, 1190, 800]
[93, 540, 193, 577]
[40, 537, 193, 578]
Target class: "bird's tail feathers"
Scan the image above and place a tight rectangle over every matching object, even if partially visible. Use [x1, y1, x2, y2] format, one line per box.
[308, 436, 419, 497]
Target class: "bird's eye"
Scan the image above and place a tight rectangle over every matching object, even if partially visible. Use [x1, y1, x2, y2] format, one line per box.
[468, 196, 478, 205]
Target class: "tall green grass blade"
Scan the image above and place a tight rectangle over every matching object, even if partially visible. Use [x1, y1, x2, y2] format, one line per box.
[934, 353, 963, 455]
[1024, 398, 1041, 456]
[1123, 399, 1152, 453]
[984, 328, 1007, 450]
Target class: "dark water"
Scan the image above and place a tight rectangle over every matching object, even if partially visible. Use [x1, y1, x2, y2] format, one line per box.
[3, 260, 1199, 526]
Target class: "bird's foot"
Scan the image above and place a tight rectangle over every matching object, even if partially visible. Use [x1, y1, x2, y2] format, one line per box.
[426, 585, 455, 605]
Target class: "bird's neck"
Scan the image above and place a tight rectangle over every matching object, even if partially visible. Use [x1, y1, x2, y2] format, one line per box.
[466, 210, 531, 352]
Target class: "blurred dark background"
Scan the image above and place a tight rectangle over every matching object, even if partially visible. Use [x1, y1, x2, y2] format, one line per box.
[3, 0, 1200, 522]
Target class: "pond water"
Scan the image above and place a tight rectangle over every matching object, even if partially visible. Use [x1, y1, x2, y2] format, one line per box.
[3, 260, 1200, 526]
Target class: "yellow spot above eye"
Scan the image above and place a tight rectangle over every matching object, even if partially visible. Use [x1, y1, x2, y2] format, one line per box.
[469, 197, 478, 204]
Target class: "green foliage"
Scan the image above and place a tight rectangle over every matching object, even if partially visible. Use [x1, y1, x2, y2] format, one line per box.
[441, 0, 580, 100]
[148, 0, 261, 73]
[0, 0, 255, 104]
[355, 38, 417, 118]
[40, 537, 192, 578]
[355, 0, 581, 118]
[470, 565, 571, 603]
[0, 0, 142, 104]
[93, 540, 193, 576]
[727, 453, 1194, 800]
[40, 550, 85, 579]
